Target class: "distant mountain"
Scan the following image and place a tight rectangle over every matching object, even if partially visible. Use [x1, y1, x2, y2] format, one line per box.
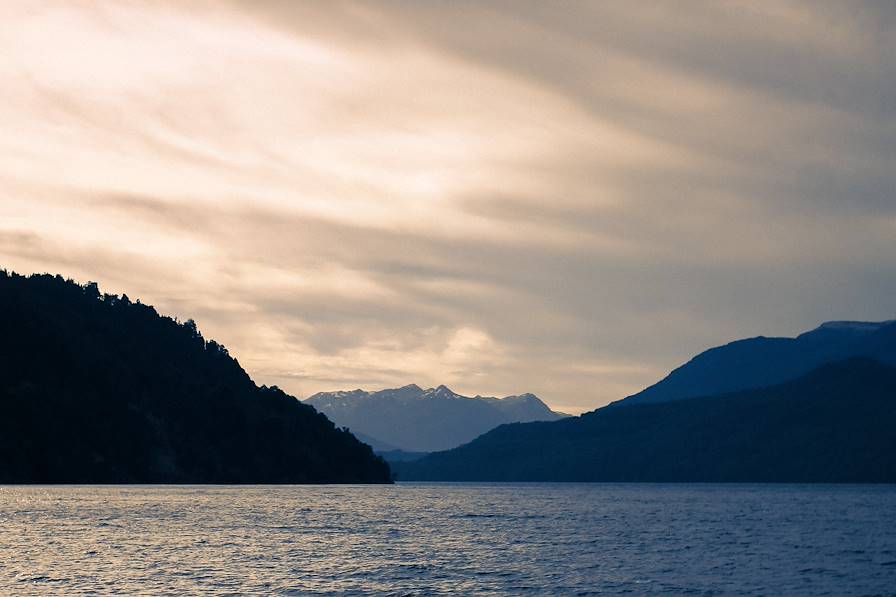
[306, 385, 568, 452]
[396, 358, 896, 482]
[352, 431, 400, 453]
[620, 320, 896, 405]
[0, 270, 391, 483]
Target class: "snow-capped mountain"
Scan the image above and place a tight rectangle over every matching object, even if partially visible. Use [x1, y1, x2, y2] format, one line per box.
[306, 385, 568, 452]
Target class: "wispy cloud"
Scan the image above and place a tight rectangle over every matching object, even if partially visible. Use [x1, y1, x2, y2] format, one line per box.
[1, 1, 894, 412]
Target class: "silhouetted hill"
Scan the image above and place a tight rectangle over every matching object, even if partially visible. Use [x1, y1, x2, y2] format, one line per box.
[306, 385, 567, 452]
[0, 270, 391, 483]
[621, 320, 896, 405]
[396, 358, 896, 482]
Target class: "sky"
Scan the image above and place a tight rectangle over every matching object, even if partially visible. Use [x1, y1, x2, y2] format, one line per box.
[1, 1, 894, 413]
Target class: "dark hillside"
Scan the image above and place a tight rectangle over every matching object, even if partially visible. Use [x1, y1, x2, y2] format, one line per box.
[0, 270, 391, 483]
[397, 358, 896, 482]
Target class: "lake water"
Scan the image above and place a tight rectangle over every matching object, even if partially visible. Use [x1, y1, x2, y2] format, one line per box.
[1, 484, 894, 595]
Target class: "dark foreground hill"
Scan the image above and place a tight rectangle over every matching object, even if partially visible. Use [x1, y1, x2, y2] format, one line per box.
[395, 358, 896, 482]
[621, 320, 896, 405]
[307, 385, 567, 452]
[0, 271, 391, 483]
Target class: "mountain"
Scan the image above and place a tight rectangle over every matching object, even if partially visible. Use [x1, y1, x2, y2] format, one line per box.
[352, 431, 400, 453]
[306, 385, 568, 452]
[395, 358, 896, 482]
[620, 320, 896, 405]
[0, 270, 391, 483]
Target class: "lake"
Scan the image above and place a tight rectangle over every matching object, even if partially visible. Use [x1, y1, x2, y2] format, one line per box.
[1, 484, 894, 595]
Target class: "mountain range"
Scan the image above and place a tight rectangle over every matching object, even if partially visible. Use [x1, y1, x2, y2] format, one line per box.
[5, 267, 893, 484]
[306, 385, 567, 452]
[396, 321, 896, 482]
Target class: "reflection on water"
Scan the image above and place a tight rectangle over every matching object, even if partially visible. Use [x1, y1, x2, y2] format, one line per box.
[1, 484, 894, 595]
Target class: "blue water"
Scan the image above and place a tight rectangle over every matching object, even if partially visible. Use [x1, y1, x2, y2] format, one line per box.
[1, 484, 894, 595]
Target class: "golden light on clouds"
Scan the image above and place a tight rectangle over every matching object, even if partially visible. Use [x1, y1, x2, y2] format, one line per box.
[2, 1, 894, 412]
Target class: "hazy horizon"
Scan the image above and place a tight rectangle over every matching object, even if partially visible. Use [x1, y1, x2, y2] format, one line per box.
[2, 1, 894, 413]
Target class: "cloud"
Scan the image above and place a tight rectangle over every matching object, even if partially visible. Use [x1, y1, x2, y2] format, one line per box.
[1, 1, 894, 412]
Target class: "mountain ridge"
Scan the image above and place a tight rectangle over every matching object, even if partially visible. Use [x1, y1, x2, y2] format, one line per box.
[306, 385, 568, 452]
[619, 319, 896, 405]
[396, 357, 896, 482]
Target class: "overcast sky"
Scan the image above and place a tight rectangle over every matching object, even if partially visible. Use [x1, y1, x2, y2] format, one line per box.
[1, 1, 894, 412]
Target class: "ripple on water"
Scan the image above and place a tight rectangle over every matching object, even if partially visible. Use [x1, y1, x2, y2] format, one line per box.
[0, 484, 895, 595]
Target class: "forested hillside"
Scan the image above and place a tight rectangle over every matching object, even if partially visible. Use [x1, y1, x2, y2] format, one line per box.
[0, 271, 391, 483]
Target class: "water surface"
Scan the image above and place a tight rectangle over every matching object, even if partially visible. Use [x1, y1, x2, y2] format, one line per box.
[1, 484, 894, 595]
